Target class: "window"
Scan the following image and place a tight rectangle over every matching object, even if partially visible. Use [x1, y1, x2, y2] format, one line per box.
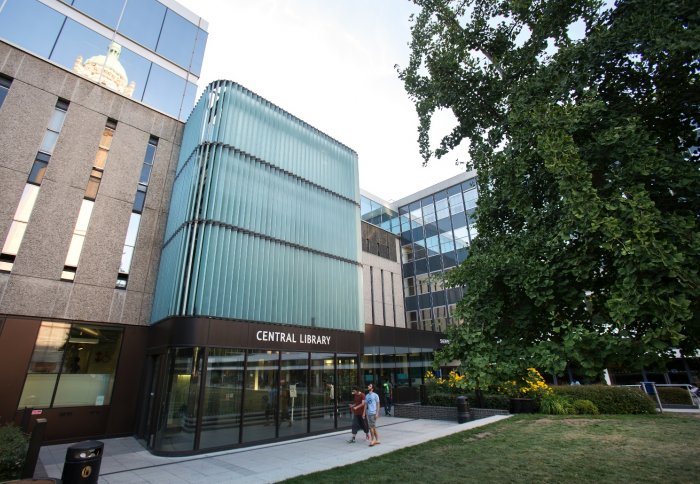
[117, 136, 158, 288]
[117, 0, 166, 50]
[0, 74, 12, 108]
[403, 277, 416, 297]
[1, 99, 68, 272]
[18, 322, 123, 408]
[0, 0, 65, 60]
[38, 99, 68, 155]
[156, 9, 200, 70]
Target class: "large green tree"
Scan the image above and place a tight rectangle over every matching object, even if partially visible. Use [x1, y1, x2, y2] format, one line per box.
[399, 0, 700, 387]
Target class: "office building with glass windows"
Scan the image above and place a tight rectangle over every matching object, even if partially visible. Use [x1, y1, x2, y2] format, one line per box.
[0, 0, 207, 121]
[0, 0, 454, 456]
[362, 171, 479, 333]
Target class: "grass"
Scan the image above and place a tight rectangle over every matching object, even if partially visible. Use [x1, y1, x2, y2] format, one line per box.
[283, 413, 700, 483]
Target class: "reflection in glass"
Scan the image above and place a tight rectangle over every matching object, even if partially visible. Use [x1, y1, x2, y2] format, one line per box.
[309, 353, 335, 433]
[155, 347, 203, 452]
[241, 350, 279, 443]
[52, 19, 109, 74]
[53, 324, 123, 406]
[278, 352, 309, 438]
[142, 64, 186, 119]
[18, 322, 70, 408]
[72, 40, 135, 97]
[336, 354, 356, 429]
[28, 157, 48, 184]
[71, 0, 125, 29]
[156, 9, 199, 70]
[18, 322, 123, 409]
[0, 0, 64, 59]
[117, 0, 166, 50]
[200, 348, 244, 449]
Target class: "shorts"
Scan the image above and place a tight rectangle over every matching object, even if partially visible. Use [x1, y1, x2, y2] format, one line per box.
[367, 413, 377, 429]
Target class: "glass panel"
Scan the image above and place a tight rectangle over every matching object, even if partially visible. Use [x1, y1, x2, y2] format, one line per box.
[142, 64, 187, 119]
[403, 277, 416, 297]
[28, 159, 48, 185]
[49, 18, 110, 73]
[190, 28, 208, 76]
[64, 234, 85, 267]
[199, 348, 244, 449]
[0, 85, 8, 108]
[39, 130, 60, 155]
[154, 347, 203, 452]
[93, 148, 108, 170]
[119, 245, 134, 274]
[309, 353, 335, 433]
[85, 176, 100, 200]
[277, 352, 309, 439]
[241, 350, 279, 443]
[144, 142, 157, 164]
[139, 163, 152, 185]
[99, 128, 114, 150]
[53, 325, 123, 406]
[72, 0, 125, 29]
[180, 81, 198, 120]
[133, 189, 146, 213]
[15, 184, 40, 222]
[46, 108, 67, 133]
[0, 0, 65, 59]
[156, 9, 199, 70]
[2, 221, 27, 255]
[464, 188, 479, 210]
[336, 354, 357, 429]
[74, 200, 93, 236]
[124, 212, 141, 247]
[17, 322, 70, 408]
[118, 0, 166, 50]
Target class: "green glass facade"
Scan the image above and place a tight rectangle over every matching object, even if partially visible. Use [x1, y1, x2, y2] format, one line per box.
[151, 80, 362, 332]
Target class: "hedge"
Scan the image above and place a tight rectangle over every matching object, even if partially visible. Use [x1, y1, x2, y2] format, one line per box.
[656, 387, 693, 405]
[553, 385, 656, 414]
[0, 424, 28, 482]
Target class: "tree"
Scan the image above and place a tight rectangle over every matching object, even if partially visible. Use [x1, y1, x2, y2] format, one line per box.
[398, 0, 700, 386]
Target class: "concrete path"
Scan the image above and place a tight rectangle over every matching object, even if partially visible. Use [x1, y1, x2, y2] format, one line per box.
[37, 415, 510, 483]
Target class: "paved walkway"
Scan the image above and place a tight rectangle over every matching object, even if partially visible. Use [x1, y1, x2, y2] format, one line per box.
[37, 415, 510, 483]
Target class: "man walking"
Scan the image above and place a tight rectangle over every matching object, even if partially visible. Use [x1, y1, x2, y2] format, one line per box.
[365, 383, 381, 446]
[347, 386, 369, 443]
[382, 380, 393, 416]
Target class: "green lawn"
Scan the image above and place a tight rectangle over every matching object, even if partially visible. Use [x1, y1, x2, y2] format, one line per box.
[284, 414, 700, 483]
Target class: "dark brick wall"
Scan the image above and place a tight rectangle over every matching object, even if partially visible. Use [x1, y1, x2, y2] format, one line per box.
[394, 403, 510, 421]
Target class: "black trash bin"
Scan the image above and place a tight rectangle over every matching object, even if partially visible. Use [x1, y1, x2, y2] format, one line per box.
[60, 441, 103, 484]
[456, 396, 469, 423]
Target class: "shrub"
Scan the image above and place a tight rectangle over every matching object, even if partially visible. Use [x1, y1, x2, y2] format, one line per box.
[553, 385, 655, 414]
[573, 399, 599, 415]
[539, 394, 575, 415]
[656, 387, 693, 405]
[0, 424, 28, 482]
[428, 393, 463, 407]
[464, 393, 510, 410]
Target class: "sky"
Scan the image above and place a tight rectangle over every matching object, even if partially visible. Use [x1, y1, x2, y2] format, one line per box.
[176, 0, 466, 202]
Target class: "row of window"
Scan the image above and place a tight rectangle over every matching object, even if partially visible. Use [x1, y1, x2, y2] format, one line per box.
[18, 321, 123, 409]
[406, 304, 459, 332]
[367, 266, 399, 326]
[0, 87, 159, 288]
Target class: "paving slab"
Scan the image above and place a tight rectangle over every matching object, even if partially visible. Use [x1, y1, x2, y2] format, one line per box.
[37, 415, 510, 483]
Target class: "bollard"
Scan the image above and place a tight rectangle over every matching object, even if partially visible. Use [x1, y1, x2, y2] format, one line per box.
[20, 418, 47, 479]
[457, 396, 469, 423]
[61, 441, 103, 484]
